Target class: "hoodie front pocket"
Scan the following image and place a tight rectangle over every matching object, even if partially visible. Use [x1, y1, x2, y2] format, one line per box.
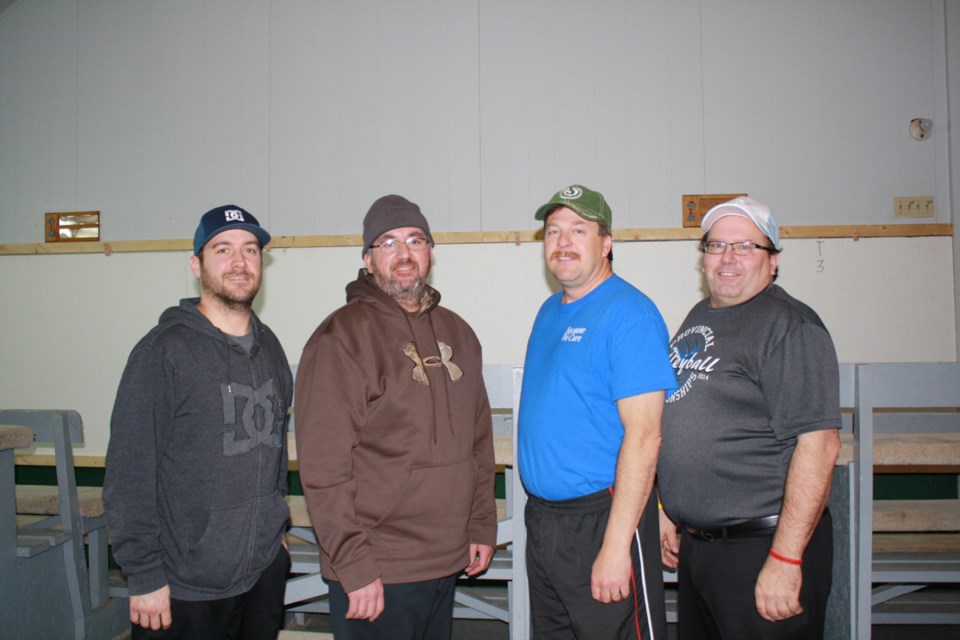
[176, 500, 254, 591]
[370, 458, 476, 561]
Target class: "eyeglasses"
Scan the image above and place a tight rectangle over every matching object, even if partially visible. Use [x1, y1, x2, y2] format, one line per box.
[701, 240, 778, 256]
[370, 236, 430, 253]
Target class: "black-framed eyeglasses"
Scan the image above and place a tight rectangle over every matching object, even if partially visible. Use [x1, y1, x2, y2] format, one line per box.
[701, 240, 779, 256]
[370, 236, 430, 253]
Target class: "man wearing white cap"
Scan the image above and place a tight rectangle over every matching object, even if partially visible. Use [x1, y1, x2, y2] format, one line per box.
[657, 197, 841, 639]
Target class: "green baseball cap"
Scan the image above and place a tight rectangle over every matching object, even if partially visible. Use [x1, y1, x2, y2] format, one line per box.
[534, 184, 612, 227]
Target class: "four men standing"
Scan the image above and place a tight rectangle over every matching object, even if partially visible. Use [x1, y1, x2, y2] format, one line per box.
[104, 192, 842, 639]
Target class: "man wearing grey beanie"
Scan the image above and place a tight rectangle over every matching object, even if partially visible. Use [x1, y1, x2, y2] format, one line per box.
[295, 195, 497, 639]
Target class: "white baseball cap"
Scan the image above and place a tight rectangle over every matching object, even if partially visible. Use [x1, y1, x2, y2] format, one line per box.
[701, 196, 780, 250]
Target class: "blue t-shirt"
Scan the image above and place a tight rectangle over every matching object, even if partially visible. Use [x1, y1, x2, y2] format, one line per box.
[518, 274, 677, 501]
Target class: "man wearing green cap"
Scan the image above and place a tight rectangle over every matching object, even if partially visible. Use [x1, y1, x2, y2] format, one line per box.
[518, 185, 676, 639]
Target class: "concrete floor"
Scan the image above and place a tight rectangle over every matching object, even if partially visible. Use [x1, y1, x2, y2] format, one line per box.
[283, 613, 960, 639]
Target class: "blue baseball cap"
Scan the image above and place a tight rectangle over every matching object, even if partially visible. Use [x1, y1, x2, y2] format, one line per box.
[193, 205, 271, 255]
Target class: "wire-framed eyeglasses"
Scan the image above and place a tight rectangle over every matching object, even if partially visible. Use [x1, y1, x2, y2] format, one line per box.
[700, 240, 779, 256]
[370, 236, 430, 253]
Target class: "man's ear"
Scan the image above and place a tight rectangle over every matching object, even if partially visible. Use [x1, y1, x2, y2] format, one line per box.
[602, 234, 613, 259]
[189, 254, 201, 279]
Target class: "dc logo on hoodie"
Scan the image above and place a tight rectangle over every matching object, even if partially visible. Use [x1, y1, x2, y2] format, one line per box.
[220, 379, 281, 455]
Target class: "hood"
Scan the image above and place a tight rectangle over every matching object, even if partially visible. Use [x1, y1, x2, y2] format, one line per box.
[158, 298, 264, 340]
[159, 298, 267, 393]
[344, 270, 453, 443]
[345, 269, 441, 317]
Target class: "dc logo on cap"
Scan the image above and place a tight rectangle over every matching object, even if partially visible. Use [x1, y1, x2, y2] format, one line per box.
[559, 186, 582, 200]
[224, 209, 245, 222]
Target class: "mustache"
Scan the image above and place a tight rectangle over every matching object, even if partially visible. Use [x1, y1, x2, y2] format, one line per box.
[549, 251, 580, 261]
[392, 258, 417, 269]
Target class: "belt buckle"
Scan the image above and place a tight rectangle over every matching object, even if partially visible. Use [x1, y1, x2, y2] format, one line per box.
[687, 527, 714, 541]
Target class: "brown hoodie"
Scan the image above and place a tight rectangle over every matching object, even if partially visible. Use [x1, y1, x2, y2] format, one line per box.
[295, 270, 497, 593]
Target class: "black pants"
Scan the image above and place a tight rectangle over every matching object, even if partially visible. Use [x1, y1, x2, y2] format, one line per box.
[328, 574, 458, 640]
[132, 544, 290, 640]
[525, 488, 667, 640]
[678, 511, 833, 640]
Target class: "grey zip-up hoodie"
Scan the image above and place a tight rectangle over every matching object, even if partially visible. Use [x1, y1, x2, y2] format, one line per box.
[104, 298, 292, 599]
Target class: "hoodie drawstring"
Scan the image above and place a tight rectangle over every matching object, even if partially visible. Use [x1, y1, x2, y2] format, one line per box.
[428, 313, 457, 442]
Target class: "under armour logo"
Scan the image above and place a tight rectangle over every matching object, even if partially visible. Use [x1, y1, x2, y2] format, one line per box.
[221, 379, 281, 455]
[403, 341, 463, 385]
[224, 209, 245, 222]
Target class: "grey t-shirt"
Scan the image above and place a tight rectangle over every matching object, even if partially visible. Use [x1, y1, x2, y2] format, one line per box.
[658, 285, 840, 529]
[230, 328, 256, 355]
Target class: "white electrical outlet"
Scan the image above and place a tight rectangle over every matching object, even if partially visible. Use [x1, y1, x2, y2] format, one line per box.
[893, 197, 934, 218]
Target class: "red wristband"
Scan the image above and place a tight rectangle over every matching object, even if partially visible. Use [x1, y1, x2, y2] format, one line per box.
[769, 549, 803, 566]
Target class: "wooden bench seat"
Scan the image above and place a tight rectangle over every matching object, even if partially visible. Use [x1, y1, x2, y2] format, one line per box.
[0, 425, 34, 451]
[837, 432, 960, 467]
[18, 433, 956, 534]
[16, 485, 105, 518]
[874, 533, 960, 553]
[15, 489, 508, 532]
[874, 499, 960, 532]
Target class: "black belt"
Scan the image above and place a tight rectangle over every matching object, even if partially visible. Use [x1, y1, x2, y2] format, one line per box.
[683, 515, 779, 541]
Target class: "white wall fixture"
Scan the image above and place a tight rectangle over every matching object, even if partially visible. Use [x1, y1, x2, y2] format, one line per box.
[909, 118, 933, 140]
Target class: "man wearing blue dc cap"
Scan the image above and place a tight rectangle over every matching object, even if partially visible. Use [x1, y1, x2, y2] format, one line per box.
[104, 205, 293, 639]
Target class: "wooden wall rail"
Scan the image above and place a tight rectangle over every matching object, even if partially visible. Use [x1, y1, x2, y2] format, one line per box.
[0, 224, 952, 256]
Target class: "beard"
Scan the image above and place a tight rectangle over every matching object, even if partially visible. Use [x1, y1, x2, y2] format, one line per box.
[200, 267, 260, 312]
[369, 258, 428, 307]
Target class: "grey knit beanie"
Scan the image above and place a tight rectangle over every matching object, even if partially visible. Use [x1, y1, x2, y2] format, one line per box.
[362, 195, 434, 256]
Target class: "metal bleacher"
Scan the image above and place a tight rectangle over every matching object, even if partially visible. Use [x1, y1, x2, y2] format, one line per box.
[853, 363, 960, 637]
[1, 410, 127, 640]
[6, 362, 959, 639]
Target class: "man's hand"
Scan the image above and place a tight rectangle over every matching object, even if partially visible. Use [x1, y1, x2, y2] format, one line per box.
[130, 584, 172, 630]
[591, 543, 632, 604]
[587, 391, 664, 605]
[755, 556, 803, 622]
[754, 428, 839, 622]
[464, 543, 494, 576]
[347, 578, 385, 621]
[659, 508, 680, 570]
